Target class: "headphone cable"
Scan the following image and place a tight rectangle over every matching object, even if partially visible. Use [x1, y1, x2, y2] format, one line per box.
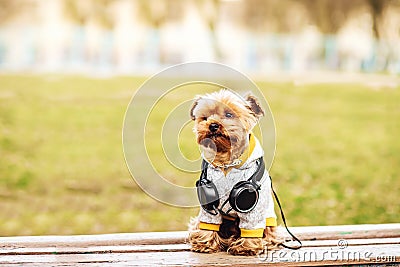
[270, 176, 303, 250]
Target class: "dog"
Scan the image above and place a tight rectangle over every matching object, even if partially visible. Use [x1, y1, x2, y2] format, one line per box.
[188, 89, 282, 256]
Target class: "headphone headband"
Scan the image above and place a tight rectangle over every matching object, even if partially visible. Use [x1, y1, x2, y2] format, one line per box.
[250, 157, 265, 187]
[200, 157, 264, 182]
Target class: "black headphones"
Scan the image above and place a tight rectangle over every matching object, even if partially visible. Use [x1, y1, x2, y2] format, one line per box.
[196, 157, 303, 250]
[196, 157, 265, 215]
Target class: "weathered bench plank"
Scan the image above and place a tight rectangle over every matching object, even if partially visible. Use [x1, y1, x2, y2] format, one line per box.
[2, 223, 399, 248]
[2, 238, 400, 256]
[1, 224, 399, 266]
[1, 245, 399, 267]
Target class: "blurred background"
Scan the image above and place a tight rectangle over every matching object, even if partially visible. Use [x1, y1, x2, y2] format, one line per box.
[0, 0, 399, 236]
[0, 0, 400, 74]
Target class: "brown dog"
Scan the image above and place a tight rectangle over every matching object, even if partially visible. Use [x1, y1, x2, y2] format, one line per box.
[188, 89, 282, 256]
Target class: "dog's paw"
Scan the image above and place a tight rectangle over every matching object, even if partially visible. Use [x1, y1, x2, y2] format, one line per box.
[264, 226, 284, 249]
[227, 237, 264, 256]
[188, 229, 224, 253]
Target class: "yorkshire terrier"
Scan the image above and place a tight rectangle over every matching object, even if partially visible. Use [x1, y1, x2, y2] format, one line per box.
[188, 89, 282, 256]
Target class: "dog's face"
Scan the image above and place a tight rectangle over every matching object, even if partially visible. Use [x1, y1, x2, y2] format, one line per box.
[190, 89, 264, 164]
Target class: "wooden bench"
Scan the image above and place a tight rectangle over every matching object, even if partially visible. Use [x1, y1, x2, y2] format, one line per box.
[1, 224, 399, 266]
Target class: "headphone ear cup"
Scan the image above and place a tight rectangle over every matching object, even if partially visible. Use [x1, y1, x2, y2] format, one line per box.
[197, 180, 220, 212]
[229, 181, 259, 213]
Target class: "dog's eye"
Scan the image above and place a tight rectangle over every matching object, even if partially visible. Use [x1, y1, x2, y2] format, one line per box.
[225, 112, 233, 118]
[201, 117, 207, 121]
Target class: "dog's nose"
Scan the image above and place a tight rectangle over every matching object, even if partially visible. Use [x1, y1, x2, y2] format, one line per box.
[209, 123, 219, 132]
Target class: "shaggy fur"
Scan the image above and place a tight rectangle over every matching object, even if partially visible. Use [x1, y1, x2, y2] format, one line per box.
[188, 217, 282, 255]
[188, 89, 282, 256]
[190, 90, 263, 168]
[188, 217, 228, 253]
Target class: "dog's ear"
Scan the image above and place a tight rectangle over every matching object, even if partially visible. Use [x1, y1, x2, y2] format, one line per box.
[245, 93, 265, 117]
[189, 97, 200, 120]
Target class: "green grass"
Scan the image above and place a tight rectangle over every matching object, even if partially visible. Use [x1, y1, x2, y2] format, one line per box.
[0, 74, 399, 236]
